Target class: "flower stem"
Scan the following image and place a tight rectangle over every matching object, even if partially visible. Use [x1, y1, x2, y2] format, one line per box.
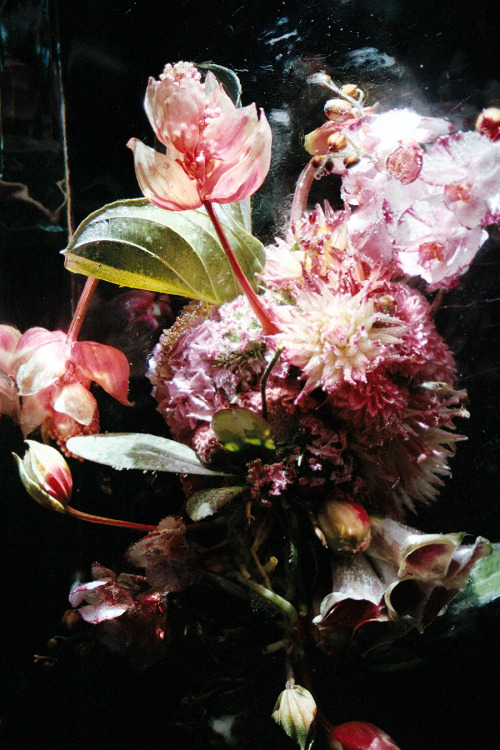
[289, 158, 330, 230]
[203, 200, 279, 335]
[66, 276, 99, 344]
[66, 505, 157, 532]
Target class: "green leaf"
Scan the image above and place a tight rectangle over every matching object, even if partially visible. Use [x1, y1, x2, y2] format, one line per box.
[449, 542, 500, 613]
[62, 199, 264, 305]
[211, 407, 276, 456]
[186, 486, 246, 521]
[66, 433, 231, 476]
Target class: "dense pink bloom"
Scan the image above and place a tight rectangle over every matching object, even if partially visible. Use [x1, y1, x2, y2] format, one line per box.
[127, 61, 272, 210]
[11, 327, 132, 451]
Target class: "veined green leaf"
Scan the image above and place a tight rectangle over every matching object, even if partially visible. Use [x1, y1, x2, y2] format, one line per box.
[66, 433, 231, 476]
[62, 199, 264, 305]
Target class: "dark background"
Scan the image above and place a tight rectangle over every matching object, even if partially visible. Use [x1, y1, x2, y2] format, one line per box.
[1, 1, 499, 748]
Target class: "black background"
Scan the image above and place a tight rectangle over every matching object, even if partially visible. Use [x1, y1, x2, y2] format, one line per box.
[1, 1, 499, 748]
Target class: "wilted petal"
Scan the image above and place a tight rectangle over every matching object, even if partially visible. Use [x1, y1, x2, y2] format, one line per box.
[0, 324, 21, 373]
[19, 392, 50, 436]
[78, 602, 129, 624]
[127, 138, 202, 210]
[72, 341, 132, 405]
[15, 327, 66, 356]
[52, 380, 97, 426]
[16, 340, 69, 395]
[69, 579, 108, 607]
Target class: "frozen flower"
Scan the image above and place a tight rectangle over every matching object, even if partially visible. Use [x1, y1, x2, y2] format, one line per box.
[0, 324, 21, 421]
[13, 440, 72, 513]
[275, 283, 405, 394]
[345, 108, 452, 171]
[420, 131, 500, 226]
[70, 564, 170, 668]
[127, 61, 272, 210]
[327, 721, 401, 750]
[12, 327, 132, 452]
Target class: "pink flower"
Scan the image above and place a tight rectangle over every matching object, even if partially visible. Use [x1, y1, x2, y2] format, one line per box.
[312, 518, 490, 650]
[69, 563, 147, 624]
[275, 282, 405, 394]
[12, 327, 132, 452]
[327, 721, 401, 750]
[127, 61, 272, 210]
[0, 324, 21, 421]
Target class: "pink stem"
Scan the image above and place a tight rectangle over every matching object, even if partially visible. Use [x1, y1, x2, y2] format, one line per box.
[66, 504, 157, 532]
[203, 200, 279, 335]
[65, 506, 217, 534]
[289, 159, 321, 230]
[66, 277, 99, 344]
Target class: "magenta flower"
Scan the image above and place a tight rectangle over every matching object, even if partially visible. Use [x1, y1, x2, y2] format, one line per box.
[127, 61, 272, 210]
[12, 326, 132, 452]
[327, 721, 401, 750]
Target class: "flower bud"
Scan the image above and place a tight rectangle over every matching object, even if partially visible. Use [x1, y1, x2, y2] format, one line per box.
[13, 440, 72, 513]
[327, 132, 348, 152]
[475, 107, 500, 142]
[316, 499, 371, 553]
[324, 98, 353, 121]
[272, 685, 317, 750]
[327, 721, 401, 750]
[341, 84, 361, 99]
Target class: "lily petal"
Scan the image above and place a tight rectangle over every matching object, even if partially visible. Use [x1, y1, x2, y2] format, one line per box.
[52, 381, 97, 426]
[16, 341, 69, 395]
[72, 341, 133, 405]
[127, 139, 202, 210]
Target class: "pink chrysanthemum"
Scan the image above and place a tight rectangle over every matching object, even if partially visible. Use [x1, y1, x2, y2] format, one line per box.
[275, 282, 405, 394]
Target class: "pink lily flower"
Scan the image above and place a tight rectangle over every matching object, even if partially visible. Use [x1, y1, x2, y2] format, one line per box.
[127, 61, 272, 210]
[12, 326, 132, 452]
